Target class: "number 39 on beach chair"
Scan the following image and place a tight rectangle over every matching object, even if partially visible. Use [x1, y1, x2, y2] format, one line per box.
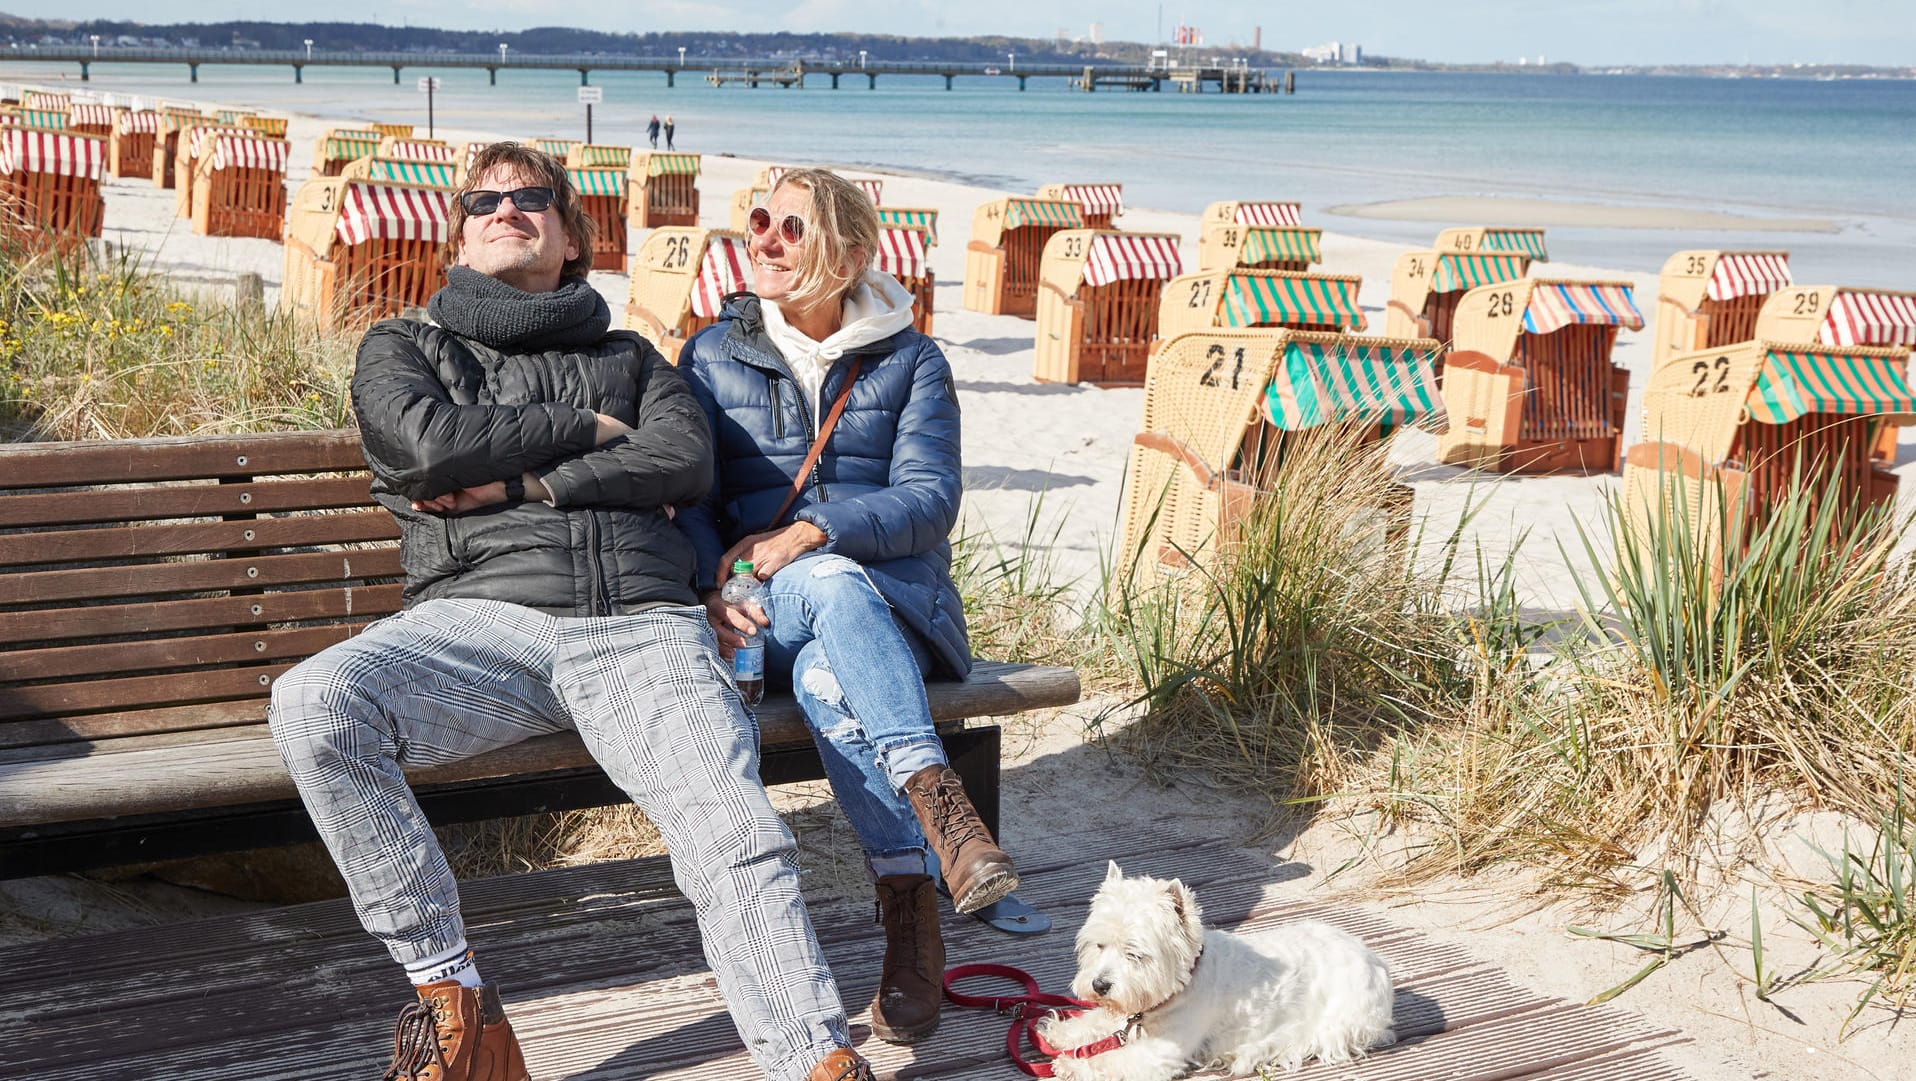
[1034, 229, 1184, 386]
[1621, 340, 1914, 567]
[282, 177, 451, 327]
[623, 227, 752, 363]
[1385, 249, 1534, 381]
[1437, 278, 1643, 474]
[1036, 182, 1122, 230]
[1118, 328, 1444, 588]
[107, 108, 159, 179]
[0, 126, 106, 254]
[1653, 250, 1793, 370]
[964, 197, 1084, 318]
[191, 133, 290, 240]
[1197, 201, 1318, 272]
[622, 151, 699, 229]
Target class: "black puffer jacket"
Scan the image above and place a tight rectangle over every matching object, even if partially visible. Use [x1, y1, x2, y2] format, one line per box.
[351, 319, 711, 615]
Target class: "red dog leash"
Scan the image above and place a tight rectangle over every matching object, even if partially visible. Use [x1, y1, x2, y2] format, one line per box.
[943, 963, 1135, 1077]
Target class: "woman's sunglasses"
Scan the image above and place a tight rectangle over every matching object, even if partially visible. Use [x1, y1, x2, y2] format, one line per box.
[747, 206, 806, 245]
[460, 186, 556, 216]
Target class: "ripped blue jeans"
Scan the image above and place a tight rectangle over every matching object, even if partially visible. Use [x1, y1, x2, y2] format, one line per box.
[760, 553, 947, 873]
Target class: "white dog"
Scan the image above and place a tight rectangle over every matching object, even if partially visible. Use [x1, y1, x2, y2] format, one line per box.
[1036, 862, 1395, 1080]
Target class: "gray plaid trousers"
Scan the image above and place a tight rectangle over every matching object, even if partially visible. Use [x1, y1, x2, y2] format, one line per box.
[268, 598, 849, 1081]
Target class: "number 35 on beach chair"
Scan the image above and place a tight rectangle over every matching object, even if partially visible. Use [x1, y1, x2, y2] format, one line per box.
[624, 227, 752, 363]
[1437, 278, 1643, 474]
[1034, 229, 1183, 386]
[1118, 328, 1444, 588]
[1653, 251, 1793, 370]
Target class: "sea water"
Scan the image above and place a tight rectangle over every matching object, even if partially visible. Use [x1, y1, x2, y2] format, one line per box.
[6, 60, 1913, 283]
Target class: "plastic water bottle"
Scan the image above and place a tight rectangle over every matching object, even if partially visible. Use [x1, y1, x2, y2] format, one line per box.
[721, 559, 766, 707]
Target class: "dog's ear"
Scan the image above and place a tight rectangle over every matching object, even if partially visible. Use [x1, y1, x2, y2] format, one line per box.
[1167, 880, 1202, 937]
[1105, 860, 1124, 885]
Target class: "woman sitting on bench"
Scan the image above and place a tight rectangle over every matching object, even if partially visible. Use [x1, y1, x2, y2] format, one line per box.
[677, 167, 1019, 1046]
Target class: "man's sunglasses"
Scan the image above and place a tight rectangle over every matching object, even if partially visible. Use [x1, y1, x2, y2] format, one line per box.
[459, 186, 556, 216]
[747, 206, 805, 245]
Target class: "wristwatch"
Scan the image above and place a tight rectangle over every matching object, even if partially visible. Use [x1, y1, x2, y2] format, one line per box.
[503, 475, 525, 503]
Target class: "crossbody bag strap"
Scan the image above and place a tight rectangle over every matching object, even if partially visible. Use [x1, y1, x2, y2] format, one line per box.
[764, 361, 861, 532]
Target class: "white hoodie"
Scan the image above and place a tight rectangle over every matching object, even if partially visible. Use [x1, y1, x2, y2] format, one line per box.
[760, 270, 917, 422]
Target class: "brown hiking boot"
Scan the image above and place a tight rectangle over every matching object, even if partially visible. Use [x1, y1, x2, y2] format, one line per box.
[806, 1048, 876, 1081]
[383, 979, 530, 1081]
[867, 873, 946, 1044]
[902, 765, 1018, 914]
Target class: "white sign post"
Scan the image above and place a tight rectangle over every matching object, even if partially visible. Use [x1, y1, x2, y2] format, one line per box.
[577, 85, 603, 143]
[417, 76, 442, 139]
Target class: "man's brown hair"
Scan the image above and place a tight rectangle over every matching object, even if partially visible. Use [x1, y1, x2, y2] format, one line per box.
[446, 142, 598, 282]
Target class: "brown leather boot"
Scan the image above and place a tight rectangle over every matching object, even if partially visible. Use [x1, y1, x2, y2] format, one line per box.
[383, 979, 531, 1081]
[867, 873, 946, 1044]
[806, 1048, 876, 1080]
[903, 764, 1019, 914]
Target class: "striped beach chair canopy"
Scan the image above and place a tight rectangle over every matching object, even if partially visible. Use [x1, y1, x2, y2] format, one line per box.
[241, 116, 289, 137]
[875, 227, 927, 279]
[1239, 227, 1322, 268]
[1429, 252, 1531, 294]
[214, 109, 256, 125]
[1221, 271, 1366, 331]
[569, 144, 633, 169]
[1747, 345, 1916, 425]
[633, 152, 701, 178]
[532, 138, 580, 158]
[757, 165, 788, 187]
[1083, 232, 1182, 286]
[0, 127, 105, 179]
[1706, 252, 1793, 301]
[348, 157, 457, 188]
[379, 138, 457, 164]
[1204, 200, 1302, 227]
[208, 134, 290, 172]
[568, 167, 627, 198]
[1265, 333, 1446, 434]
[117, 110, 161, 134]
[370, 123, 413, 139]
[1436, 226, 1549, 261]
[1039, 182, 1123, 218]
[1522, 281, 1645, 335]
[335, 182, 452, 247]
[19, 109, 68, 130]
[690, 235, 754, 318]
[1817, 289, 1916, 349]
[68, 104, 116, 128]
[23, 91, 71, 110]
[1002, 198, 1082, 231]
[876, 207, 938, 245]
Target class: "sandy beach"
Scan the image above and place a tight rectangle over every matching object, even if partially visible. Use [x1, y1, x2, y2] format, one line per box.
[4, 83, 1912, 1081]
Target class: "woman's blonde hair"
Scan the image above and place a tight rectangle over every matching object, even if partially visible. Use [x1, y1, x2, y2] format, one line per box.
[767, 168, 879, 311]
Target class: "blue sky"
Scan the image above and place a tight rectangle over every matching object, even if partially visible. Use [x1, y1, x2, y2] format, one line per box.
[6, 1, 1911, 66]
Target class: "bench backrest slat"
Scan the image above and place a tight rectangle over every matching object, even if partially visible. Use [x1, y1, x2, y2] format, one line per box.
[10, 548, 405, 605]
[0, 510, 398, 567]
[0, 584, 405, 647]
[3, 700, 274, 752]
[10, 624, 365, 683]
[0, 475, 374, 528]
[4, 430, 367, 488]
[0, 663, 306, 723]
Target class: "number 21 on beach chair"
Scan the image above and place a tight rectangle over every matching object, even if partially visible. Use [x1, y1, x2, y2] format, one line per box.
[1437, 278, 1643, 474]
[1653, 251, 1793, 370]
[1118, 328, 1444, 589]
[191, 132, 290, 240]
[1036, 182, 1122, 230]
[282, 177, 451, 328]
[1385, 249, 1534, 382]
[0, 126, 106, 254]
[624, 151, 700, 230]
[1034, 229, 1184, 386]
[623, 227, 752, 364]
[964, 197, 1084, 318]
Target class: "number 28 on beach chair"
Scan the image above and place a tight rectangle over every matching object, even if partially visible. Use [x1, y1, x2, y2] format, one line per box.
[313, 128, 379, 177]
[1621, 340, 1914, 567]
[964, 197, 1083, 318]
[623, 227, 752, 364]
[1118, 328, 1444, 588]
[1036, 182, 1122, 230]
[1034, 229, 1184, 386]
[1385, 249, 1534, 381]
[282, 177, 451, 328]
[1438, 278, 1643, 474]
[1653, 250, 1793, 370]
[0, 126, 106, 254]
[191, 133, 291, 240]
[624, 151, 700, 229]
[107, 108, 159, 179]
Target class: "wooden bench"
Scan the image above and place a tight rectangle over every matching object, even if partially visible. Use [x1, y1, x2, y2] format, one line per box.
[0, 430, 1083, 879]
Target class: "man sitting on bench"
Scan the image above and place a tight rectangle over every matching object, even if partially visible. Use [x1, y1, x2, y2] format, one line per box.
[269, 143, 876, 1081]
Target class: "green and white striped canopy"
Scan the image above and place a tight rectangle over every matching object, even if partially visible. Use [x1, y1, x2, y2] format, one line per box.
[1222, 274, 1363, 331]
[569, 167, 627, 197]
[1264, 339, 1444, 433]
[325, 136, 378, 161]
[1239, 227, 1321, 266]
[1000, 199, 1083, 230]
[877, 207, 939, 244]
[363, 158, 455, 187]
[642, 153, 700, 177]
[1429, 253, 1529, 294]
[20, 109, 67, 130]
[1479, 228, 1549, 259]
[1749, 349, 1916, 425]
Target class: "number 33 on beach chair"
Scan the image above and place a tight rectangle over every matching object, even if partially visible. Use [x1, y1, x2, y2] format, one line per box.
[1034, 229, 1184, 386]
[623, 226, 751, 364]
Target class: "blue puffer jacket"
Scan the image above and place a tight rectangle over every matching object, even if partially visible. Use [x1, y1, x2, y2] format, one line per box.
[676, 292, 971, 678]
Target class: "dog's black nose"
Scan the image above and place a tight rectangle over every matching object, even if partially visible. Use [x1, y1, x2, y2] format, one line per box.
[1091, 977, 1112, 996]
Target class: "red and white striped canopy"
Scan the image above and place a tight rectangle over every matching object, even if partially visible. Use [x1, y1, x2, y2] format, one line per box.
[1083, 233, 1181, 286]
[875, 227, 927, 279]
[335, 183, 452, 247]
[1062, 184, 1123, 216]
[186, 125, 233, 157]
[1706, 252, 1791, 301]
[856, 178, 883, 205]
[1821, 291, 1916, 349]
[763, 166, 786, 186]
[691, 235, 753, 319]
[0, 127, 104, 179]
[68, 103, 116, 127]
[210, 135, 289, 172]
[386, 140, 457, 163]
[1235, 201, 1301, 227]
[23, 91, 69, 110]
[117, 110, 161, 134]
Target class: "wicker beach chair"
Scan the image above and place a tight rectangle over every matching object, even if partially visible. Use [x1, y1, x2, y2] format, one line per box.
[370, 123, 414, 139]
[1753, 283, 1916, 460]
[1653, 251, 1793, 370]
[190, 132, 291, 240]
[531, 137, 579, 160]
[376, 136, 456, 164]
[240, 116, 289, 138]
[313, 128, 379, 177]
[1034, 229, 1184, 386]
[1197, 202, 1310, 271]
[1433, 226, 1549, 260]
[107, 109, 160, 179]
[728, 185, 768, 232]
[1118, 328, 1443, 588]
[214, 109, 255, 126]
[282, 177, 451, 327]
[567, 144, 632, 170]
[151, 110, 206, 190]
[964, 197, 1084, 318]
[1437, 278, 1643, 473]
[569, 165, 629, 272]
[1036, 182, 1123, 230]
[21, 91, 70, 111]
[15, 108, 68, 131]
[626, 151, 700, 230]
[623, 227, 752, 363]
[1385, 249, 1534, 383]
[173, 122, 248, 217]
[0, 126, 106, 254]
[65, 103, 115, 138]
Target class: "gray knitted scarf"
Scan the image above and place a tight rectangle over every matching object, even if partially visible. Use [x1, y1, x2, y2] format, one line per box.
[427, 266, 611, 351]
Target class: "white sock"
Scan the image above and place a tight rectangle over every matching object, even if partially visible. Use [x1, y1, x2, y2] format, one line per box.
[407, 943, 483, 989]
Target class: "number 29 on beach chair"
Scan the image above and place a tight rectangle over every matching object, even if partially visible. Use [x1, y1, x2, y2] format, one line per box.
[1034, 229, 1184, 386]
[1753, 282, 1916, 461]
[623, 227, 752, 364]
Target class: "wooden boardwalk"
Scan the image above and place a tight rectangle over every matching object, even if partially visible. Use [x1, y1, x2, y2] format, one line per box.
[2, 824, 1692, 1079]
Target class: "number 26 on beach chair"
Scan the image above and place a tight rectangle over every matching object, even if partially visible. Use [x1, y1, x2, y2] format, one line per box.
[1118, 328, 1444, 588]
[623, 227, 752, 363]
[1437, 278, 1643, 474]
[282, 176, 451, 328]
[191, 133, 290, 240]
[623, 151, 700, 230]
[0, 126, 106, 254]
[964, 197, 1083, 318]
[1034, 229, 1184, 386]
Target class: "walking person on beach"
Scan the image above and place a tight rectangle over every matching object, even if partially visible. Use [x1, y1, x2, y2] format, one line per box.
[677, 167, 1019, 1045]
[647, 113, 660, 149]
[268, 143, 879, 1081]
[663, 114, 676, 150]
